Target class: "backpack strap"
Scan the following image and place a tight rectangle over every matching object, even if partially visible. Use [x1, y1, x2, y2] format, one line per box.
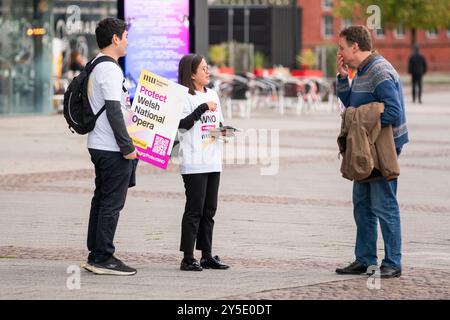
[85, 55, 118, 73]
[84, 55, 121, 118]
[93, 105, 106, 121]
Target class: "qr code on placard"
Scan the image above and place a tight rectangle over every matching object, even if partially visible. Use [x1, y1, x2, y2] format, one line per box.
[152, 135, 170, 156]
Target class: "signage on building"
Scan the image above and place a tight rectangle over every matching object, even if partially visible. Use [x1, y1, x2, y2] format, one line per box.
[26, 28, 47, 36]
[53, 0, 117, 72]
[208, 0, 293, 7]
[124, 0, 190, 98]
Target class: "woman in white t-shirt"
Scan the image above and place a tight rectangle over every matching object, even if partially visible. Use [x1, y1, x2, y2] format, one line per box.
[177, 54, 230, 271]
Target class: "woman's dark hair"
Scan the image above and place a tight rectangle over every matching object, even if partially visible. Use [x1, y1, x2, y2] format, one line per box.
[95, 17, 128, 49]
[178, 54, 205, 95]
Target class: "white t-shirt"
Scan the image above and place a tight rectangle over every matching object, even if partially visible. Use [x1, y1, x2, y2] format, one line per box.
[178, 88, 223, 174]
[87, 53, 131, 152]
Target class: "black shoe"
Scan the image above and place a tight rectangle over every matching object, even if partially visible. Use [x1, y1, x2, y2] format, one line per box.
[335, 260, 369, 275]
[180, 259, 203, 271]
[91, 256, 137, 276]
[380, 265, 402, 278]
[200, 255, 230, 270]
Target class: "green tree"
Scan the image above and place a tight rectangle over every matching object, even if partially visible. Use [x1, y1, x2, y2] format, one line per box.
[208, 44, 227, 67]
[335, 0, 450, 47]
[254, 51, 266, 69]
[296, 49, 317, 69]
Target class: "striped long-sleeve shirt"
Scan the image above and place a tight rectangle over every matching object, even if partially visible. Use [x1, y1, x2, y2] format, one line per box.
[337, 53, 409, 150]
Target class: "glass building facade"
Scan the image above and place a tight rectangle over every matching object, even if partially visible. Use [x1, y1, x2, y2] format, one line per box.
[0, 0, 53, 115]
[0, 0, 201, 116]
[0, 0, 117, 115]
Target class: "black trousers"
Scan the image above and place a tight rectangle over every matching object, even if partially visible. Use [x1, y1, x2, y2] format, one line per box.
[87, 149, 133, 263]
[180, 172, 220, 254]
[412, 74, 423, 102]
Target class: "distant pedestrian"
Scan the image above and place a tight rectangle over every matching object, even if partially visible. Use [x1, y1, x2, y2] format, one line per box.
[408, 45, 427, 104]
[68, 49, 86, 73]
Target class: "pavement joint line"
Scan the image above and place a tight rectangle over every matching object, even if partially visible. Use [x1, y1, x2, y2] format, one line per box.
[2, 184, 450, 214]
[2, 147, 450, 186]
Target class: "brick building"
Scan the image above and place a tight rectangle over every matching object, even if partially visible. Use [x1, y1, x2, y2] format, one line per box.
[297, 0, 450, 74]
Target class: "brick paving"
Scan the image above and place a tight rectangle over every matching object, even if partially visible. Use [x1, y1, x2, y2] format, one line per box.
[1, 245, 449, 300]
[227, 269, 450, 300]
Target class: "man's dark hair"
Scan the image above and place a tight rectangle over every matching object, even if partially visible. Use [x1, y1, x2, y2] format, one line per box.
[95, 18, 128, 49]
[339, 25, 372, 51]
[178, 54, 205, 95]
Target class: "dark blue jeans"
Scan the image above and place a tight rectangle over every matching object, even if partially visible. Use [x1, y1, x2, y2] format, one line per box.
[353, 178, 402, 269]
[87, 149, 133, 263]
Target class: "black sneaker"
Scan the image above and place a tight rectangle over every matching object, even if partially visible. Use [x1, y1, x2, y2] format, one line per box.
[91, 256, 137, 276]
[81, 261, 95, 273]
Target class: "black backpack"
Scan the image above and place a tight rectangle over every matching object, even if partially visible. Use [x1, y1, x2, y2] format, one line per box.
[63, 55, 117, 134]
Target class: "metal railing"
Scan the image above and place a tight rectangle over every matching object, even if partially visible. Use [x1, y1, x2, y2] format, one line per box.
[209, 72, 337, 119]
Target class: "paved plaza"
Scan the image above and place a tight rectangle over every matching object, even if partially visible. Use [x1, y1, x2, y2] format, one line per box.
[1, 86, 450, 299]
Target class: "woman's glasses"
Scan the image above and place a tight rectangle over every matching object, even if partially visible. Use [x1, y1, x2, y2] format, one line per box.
[200, 65, 210, 73]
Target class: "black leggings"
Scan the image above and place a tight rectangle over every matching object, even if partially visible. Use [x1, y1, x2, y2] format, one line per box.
[180, 172, 220, 254]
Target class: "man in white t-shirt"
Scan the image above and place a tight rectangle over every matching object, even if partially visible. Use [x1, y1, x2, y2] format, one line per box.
[82, 18, 137, 276]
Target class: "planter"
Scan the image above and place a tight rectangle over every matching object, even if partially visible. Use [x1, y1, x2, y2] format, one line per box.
[291, 69, 323, 78]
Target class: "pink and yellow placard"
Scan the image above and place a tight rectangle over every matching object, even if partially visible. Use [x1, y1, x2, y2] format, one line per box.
[123, 70, 187, 169]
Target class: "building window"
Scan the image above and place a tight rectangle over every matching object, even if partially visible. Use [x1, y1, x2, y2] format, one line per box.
[322, 0, 333, 10]
[394, 24, 405, 39]
[322, 15, 334, 38]
[374, 27, 385, 39]
[426, 28, 438, 39]
[341, 18, 352, 30]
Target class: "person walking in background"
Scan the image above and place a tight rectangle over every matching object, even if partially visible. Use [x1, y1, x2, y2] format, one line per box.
[335, 26, 408, 278]
[83, 17, 138, 276]
[408, 45, 427, 104]
[68, 49, 86, 73]
[176, 54, 230, 272]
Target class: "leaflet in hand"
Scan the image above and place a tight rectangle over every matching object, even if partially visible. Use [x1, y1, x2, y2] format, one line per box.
[208, 125, 240, 138]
